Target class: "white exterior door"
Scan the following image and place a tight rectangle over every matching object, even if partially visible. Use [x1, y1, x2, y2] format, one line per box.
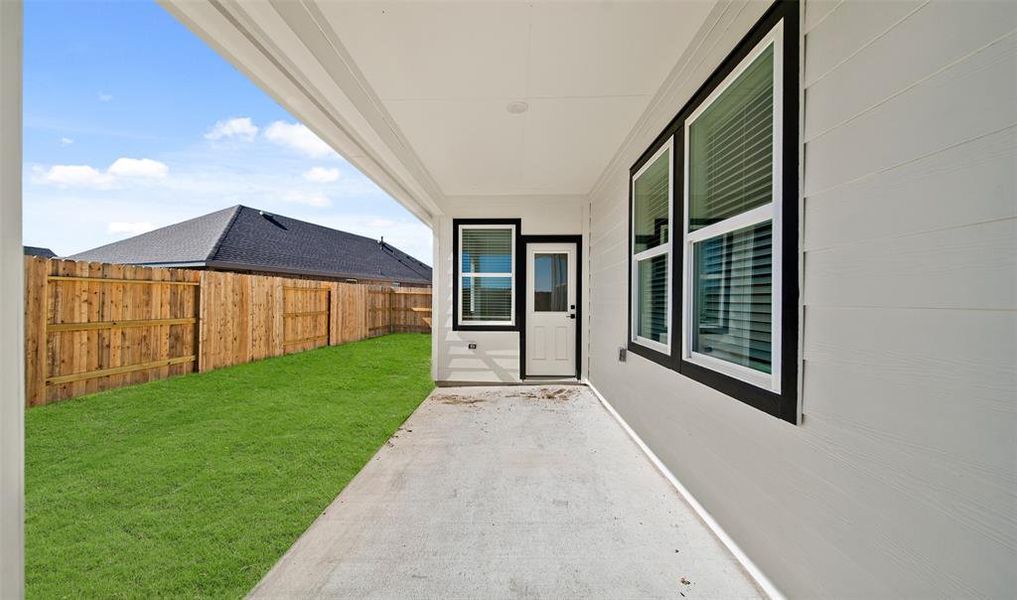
[526, 243, 577, 377]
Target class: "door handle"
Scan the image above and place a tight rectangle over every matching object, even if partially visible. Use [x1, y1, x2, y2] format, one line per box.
[567, 313, 576, 320]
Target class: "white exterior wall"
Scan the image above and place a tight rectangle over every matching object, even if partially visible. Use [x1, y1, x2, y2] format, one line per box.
[587, 1, 1017, 597]
[433, 195, 585, 383]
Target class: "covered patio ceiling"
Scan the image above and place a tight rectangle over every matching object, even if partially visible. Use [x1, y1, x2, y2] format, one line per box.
[160, 1, 716, 222]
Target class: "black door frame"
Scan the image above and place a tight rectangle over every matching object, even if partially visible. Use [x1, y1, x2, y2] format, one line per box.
[518, 235, 582, 380]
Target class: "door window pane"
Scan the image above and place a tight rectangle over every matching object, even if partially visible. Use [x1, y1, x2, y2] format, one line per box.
[462, 276, 513, 322]
[533, 253, 567, 312]
[633, 149, 670, 253]
[692, 222, 772, 373]
[636, 253, 668, 343]
[688, 43, 774, 231]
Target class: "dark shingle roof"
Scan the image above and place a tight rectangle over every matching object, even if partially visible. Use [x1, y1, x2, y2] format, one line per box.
[70, 205, 431, 285]
[71, 206, 240, 266]
[24, 246, 57, 258]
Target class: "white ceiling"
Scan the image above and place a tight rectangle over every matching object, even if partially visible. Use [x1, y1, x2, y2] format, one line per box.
[316, 1, 715, 198]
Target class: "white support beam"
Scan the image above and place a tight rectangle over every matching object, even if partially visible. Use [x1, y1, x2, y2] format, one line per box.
[0, 1, 24, 597]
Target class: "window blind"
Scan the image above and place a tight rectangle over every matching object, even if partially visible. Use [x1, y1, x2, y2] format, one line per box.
[688, 44, 774, 231]
[692, 220, 772, 372]
[637, 253, 669, 343]
[633, 150, 670, 253]
[461, 228, 512, 274]
[459, 226, 513, 323]
[462, 276, 513, 322]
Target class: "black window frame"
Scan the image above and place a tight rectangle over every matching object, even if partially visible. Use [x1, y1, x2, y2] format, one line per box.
[626, 0, 800, 424]
[452, 218, 522, 332]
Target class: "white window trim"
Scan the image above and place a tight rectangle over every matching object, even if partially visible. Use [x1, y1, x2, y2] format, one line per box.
[681, 22, 783, 393]
[457, 223, 516, 327]
[630, 138, 673, 355]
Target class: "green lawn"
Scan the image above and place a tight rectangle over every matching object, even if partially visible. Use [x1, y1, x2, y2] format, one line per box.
[26, 333, 433, 599]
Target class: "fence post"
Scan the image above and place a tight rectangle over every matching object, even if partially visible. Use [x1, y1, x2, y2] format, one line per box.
[193, 269, 202, 373]
[197, 271, 207, 372]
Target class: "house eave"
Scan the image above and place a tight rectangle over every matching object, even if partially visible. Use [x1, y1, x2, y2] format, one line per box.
[124, 260, 209, 269]
[157, 0, 444, 225]
[205, 260, 430, 286]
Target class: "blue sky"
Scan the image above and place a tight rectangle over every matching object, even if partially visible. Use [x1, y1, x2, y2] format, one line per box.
[22, 0, 432, 263]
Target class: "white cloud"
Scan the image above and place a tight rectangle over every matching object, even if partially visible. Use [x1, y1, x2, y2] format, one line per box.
[264, 121, 334, 158]
[35, 157, 168, 188]
[98, 93, 113, 102]
[107, 221, 155, 236]
[23, 136, 428, 260]
[303, 166, 341, 183]
[37, 165, 114, 188]
[204, 117, 258, 142]
[282, 190, 331, 208]
[59, 137, 74, 146]
[107, 158, 169, 179]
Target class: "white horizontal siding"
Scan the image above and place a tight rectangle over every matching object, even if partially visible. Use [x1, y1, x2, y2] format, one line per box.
[803, 0, 925, 86]
[804, 1, 1017, 138]
[803, 126, 1017, 250]
[587, 0, 1017, 597]
[804, 30, 1017, 194]
[802, 0, 842, 34]
[804, 218, 1016, 309]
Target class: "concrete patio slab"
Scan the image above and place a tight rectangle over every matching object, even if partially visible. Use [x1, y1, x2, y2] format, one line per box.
[248, 385, 762, 599]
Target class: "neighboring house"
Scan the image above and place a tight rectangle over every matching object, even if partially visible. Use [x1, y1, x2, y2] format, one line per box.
[70, 205, 431, 287]
[23, 246, 55, 258]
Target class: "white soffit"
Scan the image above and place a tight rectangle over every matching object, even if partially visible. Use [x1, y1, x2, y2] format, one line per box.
[314, 1, 715, 198]
[162, 0, 714, 214]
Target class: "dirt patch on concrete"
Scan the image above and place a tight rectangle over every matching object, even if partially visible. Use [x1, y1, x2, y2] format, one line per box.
[515, 387, 580, 401]
[435, 394, 486, 406]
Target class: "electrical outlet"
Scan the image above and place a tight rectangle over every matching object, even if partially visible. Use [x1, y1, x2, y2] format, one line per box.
[618, 347, 626, 362]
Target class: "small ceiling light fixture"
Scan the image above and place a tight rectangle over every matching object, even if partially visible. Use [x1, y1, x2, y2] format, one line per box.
[506, 100, 529, 115]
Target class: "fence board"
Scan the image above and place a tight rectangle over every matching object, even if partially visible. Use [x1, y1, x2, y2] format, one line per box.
[24, 257, 48, 405]
[24, 257, 430, 405]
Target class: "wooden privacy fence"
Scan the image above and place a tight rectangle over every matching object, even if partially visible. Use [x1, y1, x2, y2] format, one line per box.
[24, 257, 431, 406]
[368, 285, 433, 335]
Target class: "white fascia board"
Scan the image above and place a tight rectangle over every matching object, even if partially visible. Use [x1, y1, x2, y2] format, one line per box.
[158, 0, 444, 226]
